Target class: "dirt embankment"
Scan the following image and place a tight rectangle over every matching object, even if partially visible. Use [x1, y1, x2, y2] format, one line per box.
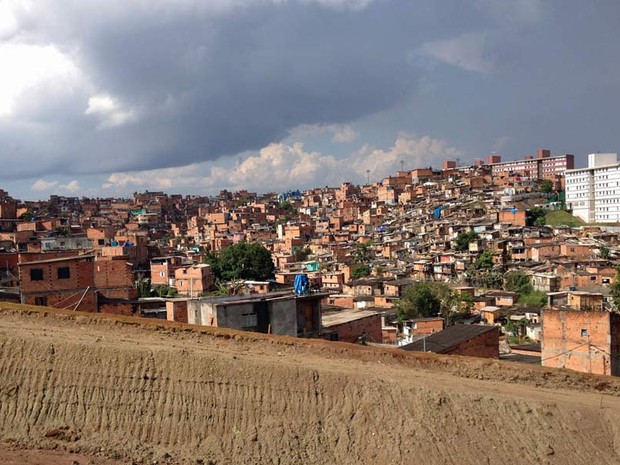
[1, 303, 620, 465]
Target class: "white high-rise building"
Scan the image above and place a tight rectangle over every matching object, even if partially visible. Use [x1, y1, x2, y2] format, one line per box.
[565, 153, 620, 223]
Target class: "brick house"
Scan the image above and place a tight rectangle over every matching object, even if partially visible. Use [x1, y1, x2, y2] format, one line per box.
[542, 308, 620, 376]
[321, 309, 383, 343]
[401, 324, 499, 359]
[18, 254, 97, 311]
[150, 256, 185, 287]
[94, 260, 137, 300]
[174, 264, 214, 297]
[400, 317, 445, 345]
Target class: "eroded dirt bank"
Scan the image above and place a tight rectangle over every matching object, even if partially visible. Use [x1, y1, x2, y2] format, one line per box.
[1, 303, 620, 465]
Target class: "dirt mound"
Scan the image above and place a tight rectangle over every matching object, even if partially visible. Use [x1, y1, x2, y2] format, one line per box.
[1, 303, 620, 465]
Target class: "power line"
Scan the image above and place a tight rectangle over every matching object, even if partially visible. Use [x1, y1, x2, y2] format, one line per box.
[539, 341, 590, 362]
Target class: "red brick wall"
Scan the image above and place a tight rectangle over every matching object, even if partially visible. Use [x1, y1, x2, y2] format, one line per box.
[542, 309, 614, 376]
[151, 262, 172, 286]
[99, 302, 135, 316]
[95, 260, 135, 292]
[411, 319, 444, 336]
[23, 289, 97, 312]
[444, 329, 499, 359]
[166, 301, 188, 323]
[327, 314, 382, 343]
[0, 252, 18, 272]
[20, 259, 95, 293]
[498, 210, 526, 227]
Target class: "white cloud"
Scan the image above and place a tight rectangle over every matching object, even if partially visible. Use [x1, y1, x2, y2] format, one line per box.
[349, 135, 461, 181]
[332, 125, 359, 143]
[0, 1, 19, 40]
[418, 33, 495, 73]
[60, 180, 81, 193]
[85, 94, 137, 129]
[0, 43, 83, 117]
[101, 135, 461, 195]
[31, 179, 80, 193]
[32, 179, 59, 191]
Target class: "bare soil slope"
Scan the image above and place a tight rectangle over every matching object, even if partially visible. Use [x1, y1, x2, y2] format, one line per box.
[1, 303, 620, 465]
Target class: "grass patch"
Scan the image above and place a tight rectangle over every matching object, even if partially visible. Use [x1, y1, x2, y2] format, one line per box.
[544, 210, 585, 227]
[518, 291, 547, 306]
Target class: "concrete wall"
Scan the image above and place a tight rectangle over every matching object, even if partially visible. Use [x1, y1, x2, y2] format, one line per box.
[216, 303, 254, 331]
[270, 299, 297, 337]
[188, 300, 218, 327]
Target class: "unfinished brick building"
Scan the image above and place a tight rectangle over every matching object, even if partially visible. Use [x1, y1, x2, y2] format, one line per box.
[18, 254, 98, 311]
[542, 309, 620, 376]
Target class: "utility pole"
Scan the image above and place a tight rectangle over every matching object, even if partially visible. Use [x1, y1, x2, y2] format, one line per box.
[400, 160, 404, 172]
[366, 169, 370, 186]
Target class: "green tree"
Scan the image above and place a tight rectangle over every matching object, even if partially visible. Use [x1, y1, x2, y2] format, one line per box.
[540, 179, 554, 193]
[396, 282, 460, 323]
[518, 291, 547, 306]
[396, 282, 441, 320]
[353, 241, 373, 264]
[279, 200, 295, 213]
[19, 211, 33, 221]
[350, 264, 371, 279]
[136, 277, 152, 298]
[458, 292, 474, 313]
[504, 271, 533, 295]
[294, 246, 312, 262]
[600, 246, 611, 259]
[200, 279, 245, 297]
[534, 215, 547, 227]
[527, 207, 546, 227]
[454, 231, 477, 251]
[610, 266, 620, 309]
[476, 250, 494, 269]
[153, 285, 178, 298]
[208, 242, 274, 281]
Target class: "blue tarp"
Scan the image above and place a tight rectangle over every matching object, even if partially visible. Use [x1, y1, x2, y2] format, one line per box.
[433, 206, 443, 220]
[294, 274, 310, 296]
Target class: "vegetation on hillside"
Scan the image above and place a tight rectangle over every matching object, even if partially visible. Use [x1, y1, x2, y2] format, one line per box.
[396, 282, 470, 323]
[205, 242, 275, 281]
[544, 210, 585, 227]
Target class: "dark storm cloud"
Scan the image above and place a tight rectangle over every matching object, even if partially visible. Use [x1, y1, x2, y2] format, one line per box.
[0, 0, 420, 178]
[3, 0, 620, 186]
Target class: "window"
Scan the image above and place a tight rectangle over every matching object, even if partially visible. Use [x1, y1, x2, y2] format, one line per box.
[241, 313, 257, 329]
[30, 268, 44, 281]
[581, 329, 588, 338]
[57, 267, 71, 279]
[34, 296, 47, 306]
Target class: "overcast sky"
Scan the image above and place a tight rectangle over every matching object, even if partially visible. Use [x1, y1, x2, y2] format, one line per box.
[1, 0, 619, 200]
